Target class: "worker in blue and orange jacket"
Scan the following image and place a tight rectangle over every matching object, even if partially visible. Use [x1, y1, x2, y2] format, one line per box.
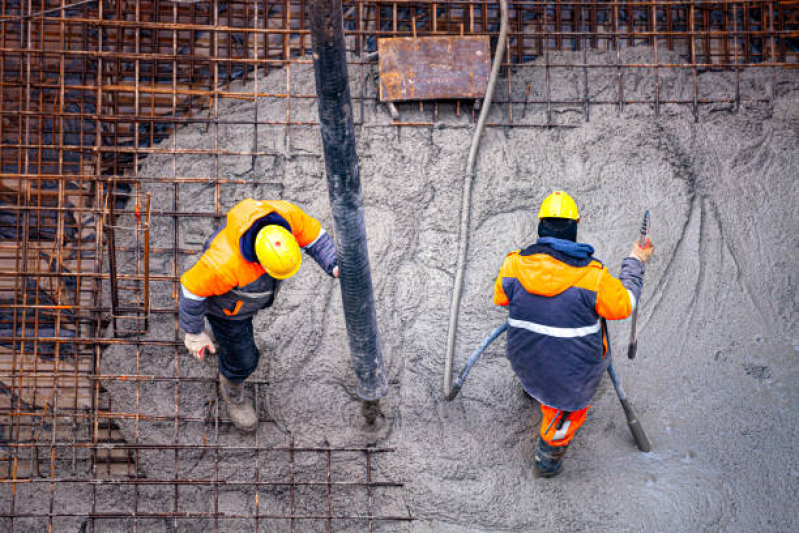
[493, 191, 654, 477]
[179, 199, 338, 432]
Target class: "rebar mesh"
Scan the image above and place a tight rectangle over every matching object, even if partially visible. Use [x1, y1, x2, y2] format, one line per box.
[0, 0, 796, 529]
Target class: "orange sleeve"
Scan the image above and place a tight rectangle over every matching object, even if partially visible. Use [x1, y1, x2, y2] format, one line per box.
[180, 252, 237, 298]
[272, 201, 323, 248]
[493, 253, 517, 307]
[493, 272, 509, 306]
[595, 269, 633, 320]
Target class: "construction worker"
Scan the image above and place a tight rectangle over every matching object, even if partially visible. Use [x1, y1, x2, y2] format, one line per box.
[493, 191, 654, 477]
[179, 199, 338, 432]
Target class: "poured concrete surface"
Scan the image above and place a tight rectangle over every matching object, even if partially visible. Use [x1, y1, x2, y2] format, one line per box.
[7, 48, 796, 531]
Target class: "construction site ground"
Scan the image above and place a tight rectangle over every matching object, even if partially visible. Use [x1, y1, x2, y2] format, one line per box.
[6, 46, 795, 531]
[1, 6, 797, 522]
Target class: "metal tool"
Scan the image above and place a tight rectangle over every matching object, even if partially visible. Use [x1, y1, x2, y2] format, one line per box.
[628, 210, 650, 360]
[607, 361, 651, 452]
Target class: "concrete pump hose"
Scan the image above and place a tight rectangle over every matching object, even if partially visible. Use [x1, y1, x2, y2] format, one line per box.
[444, 0, 509, 397]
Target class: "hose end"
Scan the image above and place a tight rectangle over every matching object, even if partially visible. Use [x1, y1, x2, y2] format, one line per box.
[361, 400, 382, 425]
[628, 418, 652, 452]
[621, 398, 651, 452]
[447, 382, 463, 402]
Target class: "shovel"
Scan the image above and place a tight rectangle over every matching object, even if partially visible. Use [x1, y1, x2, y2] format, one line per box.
[628, 210, 650, 360]
[607, 361, 651, 452]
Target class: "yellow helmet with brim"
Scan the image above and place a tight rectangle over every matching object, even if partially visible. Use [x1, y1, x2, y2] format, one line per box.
[254, 225, 302, 280]
[538, 191, 580, 222]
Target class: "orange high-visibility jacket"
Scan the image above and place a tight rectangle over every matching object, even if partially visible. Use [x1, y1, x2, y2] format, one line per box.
[182, 200, 323, 297]
[494, 240, 644, 410]
[179, 199, 335, 333]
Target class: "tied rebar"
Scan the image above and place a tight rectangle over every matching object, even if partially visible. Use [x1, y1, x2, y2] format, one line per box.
[0, 0, 795, 528]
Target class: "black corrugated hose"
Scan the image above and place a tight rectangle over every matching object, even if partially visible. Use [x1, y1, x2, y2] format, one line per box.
[309, 0, 387, 402]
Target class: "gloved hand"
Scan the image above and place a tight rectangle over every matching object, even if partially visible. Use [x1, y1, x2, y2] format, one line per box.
[629, 238, 654, 263]
[184, 331, 216, 361]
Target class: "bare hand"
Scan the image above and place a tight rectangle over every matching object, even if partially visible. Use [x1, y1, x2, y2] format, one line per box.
[333, 266, 340, 278]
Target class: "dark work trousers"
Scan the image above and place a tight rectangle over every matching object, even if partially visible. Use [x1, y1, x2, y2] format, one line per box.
[207, 315, 260, 383]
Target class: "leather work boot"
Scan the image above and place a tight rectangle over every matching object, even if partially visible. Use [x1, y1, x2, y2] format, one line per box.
[218, 374, 258, 432]
[534, 437, 570, 478]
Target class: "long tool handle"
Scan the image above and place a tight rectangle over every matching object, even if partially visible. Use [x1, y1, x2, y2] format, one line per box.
[607, 363, 651, 452]
[637, 210, 651, 247]
[447, 322, 509, 401]
[628, 210, 650, 360]
[628, 312, 639, 360]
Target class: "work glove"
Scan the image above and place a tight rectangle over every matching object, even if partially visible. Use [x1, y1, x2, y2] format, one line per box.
[184, 331, 216, 361]
[629, 238, 655, 263]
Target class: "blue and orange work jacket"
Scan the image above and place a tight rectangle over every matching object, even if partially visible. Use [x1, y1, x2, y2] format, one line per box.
[179, 199, 337, 334]
[494, 239, 644, 411]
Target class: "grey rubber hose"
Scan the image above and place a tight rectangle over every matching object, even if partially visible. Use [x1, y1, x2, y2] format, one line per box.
[443, 0, 509, 397]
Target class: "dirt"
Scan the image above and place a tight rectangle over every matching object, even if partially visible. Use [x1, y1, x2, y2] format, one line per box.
[5, 47, 796, 531]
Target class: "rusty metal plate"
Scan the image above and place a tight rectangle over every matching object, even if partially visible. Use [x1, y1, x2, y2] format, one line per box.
[378, 36, 491, 102]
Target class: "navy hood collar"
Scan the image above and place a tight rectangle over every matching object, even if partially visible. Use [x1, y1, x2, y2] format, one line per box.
[536, 237, 595, 260]
[519, 240, 597, 268]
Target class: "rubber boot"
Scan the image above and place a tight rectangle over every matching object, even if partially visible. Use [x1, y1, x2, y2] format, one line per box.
[534, 437, 569, 478]
[219, 374, 258, 432]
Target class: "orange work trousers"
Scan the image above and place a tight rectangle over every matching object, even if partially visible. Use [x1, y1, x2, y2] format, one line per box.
[540, 404, 590, 447]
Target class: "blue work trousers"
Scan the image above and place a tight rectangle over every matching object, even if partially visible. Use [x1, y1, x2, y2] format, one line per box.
[207, 315, 260, 383]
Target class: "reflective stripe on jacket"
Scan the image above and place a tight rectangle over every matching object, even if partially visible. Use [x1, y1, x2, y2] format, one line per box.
[179, 199, 336, 334]
[494, 242, 644, 411]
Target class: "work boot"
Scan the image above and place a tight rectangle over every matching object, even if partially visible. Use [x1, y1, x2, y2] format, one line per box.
[534, 437, 569, 478]
[218, 374, 258, 432]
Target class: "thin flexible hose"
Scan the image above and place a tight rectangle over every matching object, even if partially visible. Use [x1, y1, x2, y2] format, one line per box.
[443, 0, 509, 396]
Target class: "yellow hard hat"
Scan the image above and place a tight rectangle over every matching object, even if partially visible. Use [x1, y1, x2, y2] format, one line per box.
[538, 191, 580, 221]
[254, 225, 302, 280]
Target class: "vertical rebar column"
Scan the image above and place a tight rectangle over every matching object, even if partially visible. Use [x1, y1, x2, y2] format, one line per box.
[309, 0, 387, 402]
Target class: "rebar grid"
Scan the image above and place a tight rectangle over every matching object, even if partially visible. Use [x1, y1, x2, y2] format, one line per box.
[0, 0, 795, 529]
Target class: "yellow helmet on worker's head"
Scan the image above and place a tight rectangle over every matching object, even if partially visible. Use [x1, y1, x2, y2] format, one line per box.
[255, 225, 302, 280]
[538, 191, 580, 222]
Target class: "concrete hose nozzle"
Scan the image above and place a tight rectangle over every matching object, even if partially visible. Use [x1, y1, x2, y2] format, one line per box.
[309, 0, 387, 402]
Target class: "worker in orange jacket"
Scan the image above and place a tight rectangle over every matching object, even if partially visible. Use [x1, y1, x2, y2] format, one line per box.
[494, 191, 654, 477]
[180, 199, 338, 432]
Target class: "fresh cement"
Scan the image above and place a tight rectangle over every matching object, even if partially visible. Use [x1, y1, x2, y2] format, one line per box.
[5, 48, 797, 531]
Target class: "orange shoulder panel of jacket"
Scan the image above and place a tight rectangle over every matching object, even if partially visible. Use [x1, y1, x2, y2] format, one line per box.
[499, 251, 520, 273]
[225, 199, 270, 241]
[493, 272, 509, 306]
[570, 260, 605, 292]
[267, 200, 322, 248]
[181, 255, 236, 298]
[506, 254, 604, 298]
[595, 269, 633, 320]
[494, 273, 510, 306]
[223, 199, 322, 249]
[493, 251, 519, 306]
[224, 199, 288, 239]
[181, 230, 262, 297]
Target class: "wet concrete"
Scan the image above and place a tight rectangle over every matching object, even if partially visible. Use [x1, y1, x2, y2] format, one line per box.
[4, 48, 796, 531]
